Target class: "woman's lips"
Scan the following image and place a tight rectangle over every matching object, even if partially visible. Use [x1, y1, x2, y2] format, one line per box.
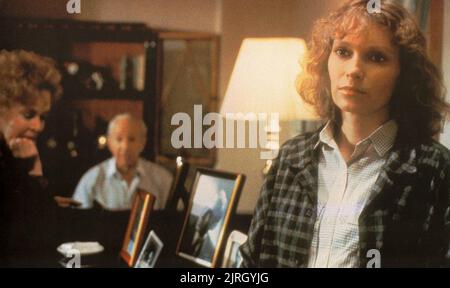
[338, 86, 366, 96]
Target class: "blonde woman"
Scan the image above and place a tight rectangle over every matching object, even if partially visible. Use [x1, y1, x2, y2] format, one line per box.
[0, 50, 62, 266]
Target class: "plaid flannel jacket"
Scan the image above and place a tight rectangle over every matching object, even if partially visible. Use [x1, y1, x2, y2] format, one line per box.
[240, 129, 450, 268]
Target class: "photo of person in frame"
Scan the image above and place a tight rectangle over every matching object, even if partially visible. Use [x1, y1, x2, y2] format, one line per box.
[192, 188, 227, 260]
[135, 231, 163, 268]
[120, 190, 155, 267]
[180, 173, 236, 264]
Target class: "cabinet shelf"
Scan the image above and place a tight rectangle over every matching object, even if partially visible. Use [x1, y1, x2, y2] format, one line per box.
[69, 88, 146, 101]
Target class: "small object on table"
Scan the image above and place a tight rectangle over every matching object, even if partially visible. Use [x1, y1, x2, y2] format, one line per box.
[57, 241, 105, 268]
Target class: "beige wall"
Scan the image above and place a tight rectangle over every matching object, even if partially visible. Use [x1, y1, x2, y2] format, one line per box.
[1, 0, 68, 19]
[216, 0, 341, 213]
[444, 1, 450, 101]
[440, 0, 450, 148]
[218, 0, 340, 97]
[1, 0, 220, 32]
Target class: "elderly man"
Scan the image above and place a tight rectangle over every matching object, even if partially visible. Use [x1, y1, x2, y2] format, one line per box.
[72, 113, 173, 211]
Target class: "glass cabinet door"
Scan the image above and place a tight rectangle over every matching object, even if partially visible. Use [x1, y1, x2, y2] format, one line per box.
[156, 32, 219, 166]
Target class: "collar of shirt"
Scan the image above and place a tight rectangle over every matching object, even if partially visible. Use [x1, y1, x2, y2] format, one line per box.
[105, 157, 145, 179]
[313, 120, 398, 158]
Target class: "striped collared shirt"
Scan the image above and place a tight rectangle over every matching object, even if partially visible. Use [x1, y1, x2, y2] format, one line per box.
[307, 120, 398, 268]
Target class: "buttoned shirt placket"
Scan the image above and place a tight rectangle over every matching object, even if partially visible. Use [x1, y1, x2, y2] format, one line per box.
[114, 172, 141, 208]
[310, 138, 372, 267]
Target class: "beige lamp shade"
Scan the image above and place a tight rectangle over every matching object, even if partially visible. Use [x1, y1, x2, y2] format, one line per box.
[220, 38, 317, 120]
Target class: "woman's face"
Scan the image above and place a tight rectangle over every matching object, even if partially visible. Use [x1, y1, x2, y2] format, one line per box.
[0, 91, 51, 145]
[327, 23, 400, 119]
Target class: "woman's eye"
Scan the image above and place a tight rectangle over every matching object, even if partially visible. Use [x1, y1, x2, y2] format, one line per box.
[22, 110, 37, 120]
[335, 47, 351, 57]
[369, 52, 386, 63]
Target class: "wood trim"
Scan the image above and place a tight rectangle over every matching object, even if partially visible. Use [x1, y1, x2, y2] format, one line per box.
[158, 31, 218, 40]
[428, 0, 444, 68]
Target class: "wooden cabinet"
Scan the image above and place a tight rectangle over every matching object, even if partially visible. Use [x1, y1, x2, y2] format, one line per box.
[0, 18, 219, 195]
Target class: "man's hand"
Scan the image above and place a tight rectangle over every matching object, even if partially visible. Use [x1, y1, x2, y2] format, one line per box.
[54, 196, 82, 208]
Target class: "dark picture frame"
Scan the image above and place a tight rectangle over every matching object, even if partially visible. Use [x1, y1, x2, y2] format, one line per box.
[120, 189, 156, 267]
[164, 156, 190, 212]
[176, 168, 245, 267]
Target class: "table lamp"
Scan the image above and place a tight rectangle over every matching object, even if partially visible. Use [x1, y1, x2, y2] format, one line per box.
[220, 38, 318, 174]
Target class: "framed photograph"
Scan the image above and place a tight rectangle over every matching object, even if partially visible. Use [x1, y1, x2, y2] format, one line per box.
[120, 189, 156, 267]
[134, 230, 164, 268]
[176, 168, 245, 267]
[221, 230, 247, 268]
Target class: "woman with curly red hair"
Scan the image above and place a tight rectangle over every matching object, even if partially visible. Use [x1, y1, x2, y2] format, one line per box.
[0, 50, 62, 266]
[241, 0, 449, 267]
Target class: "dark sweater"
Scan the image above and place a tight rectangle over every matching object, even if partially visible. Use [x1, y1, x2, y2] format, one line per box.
[0, 141, 59, 267]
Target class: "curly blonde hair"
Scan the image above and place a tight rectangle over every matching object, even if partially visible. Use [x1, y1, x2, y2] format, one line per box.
[0, 50, 62, 110]
[297, 0, 449, 143]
